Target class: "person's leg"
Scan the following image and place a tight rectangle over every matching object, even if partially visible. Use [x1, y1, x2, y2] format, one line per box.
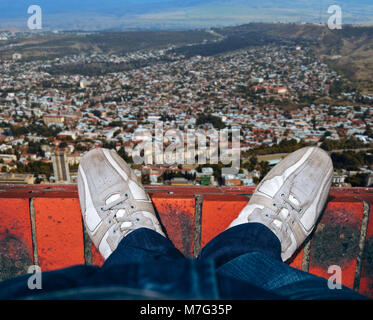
[103, 227, 185, 268]
[77, 148, 166, 261]
[200, 223, 366, 299]
[0, 265, 100, 299]
[200, 147, 368, 299]
[78, 148, 187, 267]
[0, 228, 184, 300]
[0, 148, 188, 300]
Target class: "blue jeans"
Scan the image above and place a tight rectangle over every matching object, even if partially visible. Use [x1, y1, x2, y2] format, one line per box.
[0, 223, 367, 300]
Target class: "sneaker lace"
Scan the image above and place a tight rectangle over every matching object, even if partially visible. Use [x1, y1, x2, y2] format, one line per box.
[263, 193, 303, 245]
[100, 193, 140, 237]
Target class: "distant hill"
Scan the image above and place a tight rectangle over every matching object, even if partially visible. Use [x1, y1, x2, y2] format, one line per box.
[1, 23, 372, 92]
[166, 23, 372, 92]
[0, 30, 219, 60]
[213, 23, 373, 92]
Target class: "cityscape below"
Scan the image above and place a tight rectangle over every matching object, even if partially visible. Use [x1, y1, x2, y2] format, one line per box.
[0, 23, 372, 188]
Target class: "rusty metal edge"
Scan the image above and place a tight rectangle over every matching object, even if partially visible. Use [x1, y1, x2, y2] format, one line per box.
[353, 200, 370, 292]
[193, 195, 203, 258]
[81, 218, 92, 266]
[301, 237, 311, 273]
[1, 185, 371, 199]
[29, 198, 39, 267]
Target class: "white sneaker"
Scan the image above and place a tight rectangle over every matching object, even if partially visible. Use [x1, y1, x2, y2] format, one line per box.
[228, 147, 333, 262]
[78, 148, 165, 260]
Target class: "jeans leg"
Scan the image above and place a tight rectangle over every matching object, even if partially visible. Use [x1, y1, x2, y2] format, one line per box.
[103, 227, 185, 268]
[199, 223, 282, 267]
[199, 223, 367, 300]
[0, 265, 100, 299]
[0, 228, 185, 299]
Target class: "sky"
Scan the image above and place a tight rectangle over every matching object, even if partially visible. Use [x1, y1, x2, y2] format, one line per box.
[0, 0, 372, 30]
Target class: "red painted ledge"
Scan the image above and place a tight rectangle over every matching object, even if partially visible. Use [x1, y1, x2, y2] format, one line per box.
[0, 185, 372, 298]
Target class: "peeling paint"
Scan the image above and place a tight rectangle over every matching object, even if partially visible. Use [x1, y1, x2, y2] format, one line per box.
[311, 223, 360, 269]
[0, 236, 32, 282]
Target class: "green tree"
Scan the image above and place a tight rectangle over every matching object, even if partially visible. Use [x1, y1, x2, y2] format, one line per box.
[118, 147, 133, 164]
[59, 142, 68, 149]
[93, 110, 102, 117]
[196, 113, 225, 129]
[345, 174, 369, 187]
[141, 174, 150, 185]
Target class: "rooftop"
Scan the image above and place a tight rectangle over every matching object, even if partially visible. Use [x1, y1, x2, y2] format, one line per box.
[0, 185, 372, 298]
